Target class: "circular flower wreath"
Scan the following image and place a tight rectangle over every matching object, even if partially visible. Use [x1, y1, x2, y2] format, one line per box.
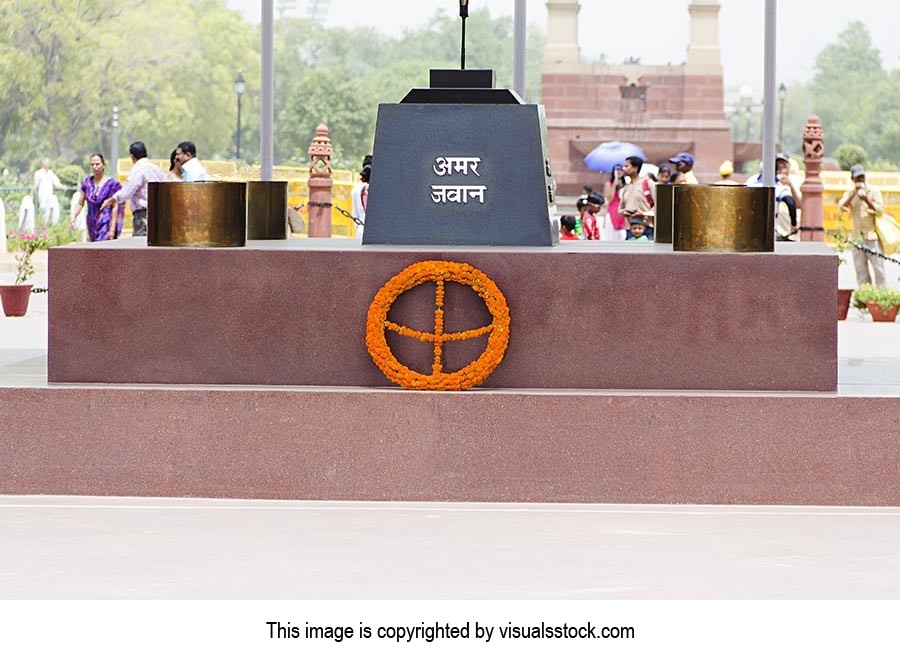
[366, 260, 511, 391]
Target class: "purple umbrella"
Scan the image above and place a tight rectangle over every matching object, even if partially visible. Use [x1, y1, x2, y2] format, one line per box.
[583, 141, 646, 172]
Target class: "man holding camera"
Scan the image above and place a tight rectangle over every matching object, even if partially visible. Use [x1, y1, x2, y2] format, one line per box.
[839, 165, 886, 286]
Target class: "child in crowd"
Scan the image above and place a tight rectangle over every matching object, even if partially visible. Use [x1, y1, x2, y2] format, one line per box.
[626, 216, 651, 241]
[658, 165, 672, 185]
[559, 214, 580, 240]
[581, 192, 604, 240]
[574, 196, 587, 237]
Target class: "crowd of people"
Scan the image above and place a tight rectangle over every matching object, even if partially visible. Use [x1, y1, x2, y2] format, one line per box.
[559, 148, 890, 289]
[4, 144, 890, 288]
[5, 141, 211, 242]
[561, 151, 699, 242]
[560, 150, 813, 243]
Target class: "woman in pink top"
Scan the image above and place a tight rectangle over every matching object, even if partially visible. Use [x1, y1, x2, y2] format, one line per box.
[605, 165, 628, 240]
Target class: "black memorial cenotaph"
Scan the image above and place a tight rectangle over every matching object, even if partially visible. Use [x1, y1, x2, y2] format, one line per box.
[362, 27, 557, 246]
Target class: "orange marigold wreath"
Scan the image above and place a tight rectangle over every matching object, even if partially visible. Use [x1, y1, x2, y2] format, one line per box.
[366, 260, 511, 391]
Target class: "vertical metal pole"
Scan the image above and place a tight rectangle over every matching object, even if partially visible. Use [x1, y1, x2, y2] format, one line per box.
[461, 16, 466, 69]
[513, 0, 526, 100]
[260, 0, 275, 181]
[110, 106, 120, 179]
[236, 93, 242, 161]
[761, 0, 777, 187]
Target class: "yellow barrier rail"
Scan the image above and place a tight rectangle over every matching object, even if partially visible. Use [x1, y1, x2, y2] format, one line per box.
[822, 171, 900, 238]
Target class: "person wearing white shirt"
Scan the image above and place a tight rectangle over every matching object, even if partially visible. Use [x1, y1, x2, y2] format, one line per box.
[747, 153, 801, 240]
[31, 158, 66, 226]
[174, 141, 211, 182]
[351, 162, 371, 239]
[100, 141, 165, 237]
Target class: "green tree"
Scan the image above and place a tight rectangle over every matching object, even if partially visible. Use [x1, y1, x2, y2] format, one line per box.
[272, 8, 545, 168]
[2, 3, 546, 173]
[810, 21, 897, 165]
[106, 0, 260, 162]
[392, 9, 544, 102]
[0, 0, 122, 164]
[833, 144, 868, 171]
[278, 65, 375, 168]
[861, 68, 900, 166]
[0, 0, 259, 168]
[0, 30, 39, 161]
[778, 83, 810, 154]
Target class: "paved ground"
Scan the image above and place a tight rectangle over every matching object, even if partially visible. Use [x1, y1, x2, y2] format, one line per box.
[2, 497, 899, 599]
[2, 250, 899, 599]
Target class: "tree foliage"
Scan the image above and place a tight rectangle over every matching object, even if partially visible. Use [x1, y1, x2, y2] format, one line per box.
[273, 9, 544, 169]
[0, 0, 258, 170]
[809, 21, 899, 166]
[2, 3, 543, 172]
[833, 144, 868, 171]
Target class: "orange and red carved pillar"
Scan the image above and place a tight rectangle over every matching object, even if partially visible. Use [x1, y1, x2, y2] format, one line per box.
[800, 115, 825, 242]
[307, 123, 333, 238]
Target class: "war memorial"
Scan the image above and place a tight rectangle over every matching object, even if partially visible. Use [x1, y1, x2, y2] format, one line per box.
[1, 1, 898, 513]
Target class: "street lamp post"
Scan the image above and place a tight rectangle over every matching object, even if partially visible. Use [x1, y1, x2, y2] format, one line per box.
[234, 71, 246, 161]
[778, 82, 787, 148]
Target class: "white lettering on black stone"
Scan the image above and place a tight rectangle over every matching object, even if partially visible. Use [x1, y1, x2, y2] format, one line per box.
[433, 157, 481, 177]
[430, 185, 487, 204]
[431, 157, 486, 205]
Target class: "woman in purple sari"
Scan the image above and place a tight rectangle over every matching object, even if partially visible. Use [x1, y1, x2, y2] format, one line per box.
[71, 153, 123, 241]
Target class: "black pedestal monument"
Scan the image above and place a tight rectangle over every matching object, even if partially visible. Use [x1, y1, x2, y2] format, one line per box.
[362, 69, 558, 246]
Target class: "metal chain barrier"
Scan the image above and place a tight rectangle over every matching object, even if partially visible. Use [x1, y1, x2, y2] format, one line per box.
[295, 201, 364, 226]
[848, 239, 900, 267]
[31, 287, 48, 294]
[828, 225, 900, 267]
[333, 204, 364, 227]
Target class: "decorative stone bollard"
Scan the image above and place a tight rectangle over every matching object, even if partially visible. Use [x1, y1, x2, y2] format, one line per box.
[800, 115, 825, 242]
[307, 123, 333, 238]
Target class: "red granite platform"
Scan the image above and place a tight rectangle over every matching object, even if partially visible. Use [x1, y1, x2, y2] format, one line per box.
[1, 385, 898, 505]
[22, 239, 861, 505]
[47, 239, 837, 391]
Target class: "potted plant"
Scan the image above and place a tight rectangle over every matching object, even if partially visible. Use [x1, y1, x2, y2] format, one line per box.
[852, 283, 900, 323]
[838, 287, 854, 321]
[1, 230, 51, 317]
[828, 218, 855, 320]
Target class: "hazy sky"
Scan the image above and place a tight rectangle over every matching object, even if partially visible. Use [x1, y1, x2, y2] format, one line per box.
[224, 0, 900, 91]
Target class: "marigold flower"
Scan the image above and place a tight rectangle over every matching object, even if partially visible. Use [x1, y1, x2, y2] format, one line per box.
[365, 260, 511, 391]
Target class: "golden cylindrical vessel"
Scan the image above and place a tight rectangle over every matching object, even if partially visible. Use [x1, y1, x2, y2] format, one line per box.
[247, 181, 288, 240]
[673, 185, 774, 252]
[653, 184, 675, 244]
[148, 182, 246, 247]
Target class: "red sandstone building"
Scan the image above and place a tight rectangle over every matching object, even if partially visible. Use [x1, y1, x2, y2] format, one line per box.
[542, 0, 736, 193]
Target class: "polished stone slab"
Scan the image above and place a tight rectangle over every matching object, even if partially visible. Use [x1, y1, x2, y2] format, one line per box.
[2, 385, 897, 506]
[47, 238, 837, 391]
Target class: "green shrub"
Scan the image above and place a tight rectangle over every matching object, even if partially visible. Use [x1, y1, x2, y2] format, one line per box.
[55, 164, 85, 187]
[47, 222, 80, 246]
[834, 144, 868, 172]
[867, 158, 900, 171]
